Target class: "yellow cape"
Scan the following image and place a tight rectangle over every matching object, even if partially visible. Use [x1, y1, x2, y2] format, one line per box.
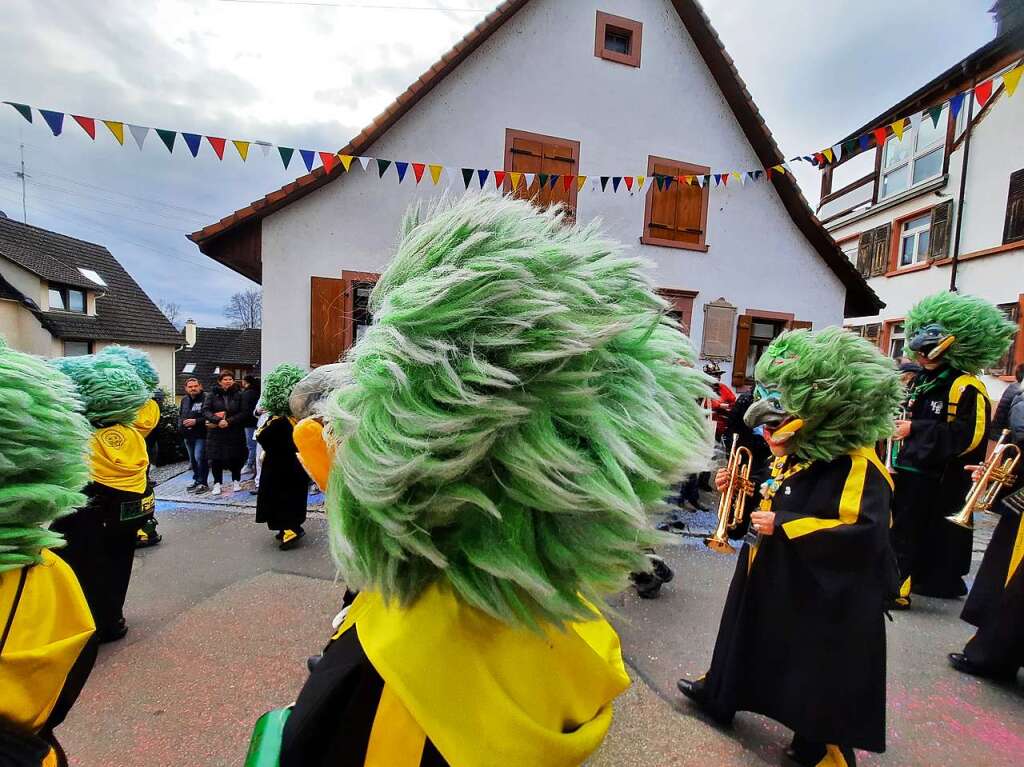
[132, 398, 160, 437]
[89, 423, 149, 493]
[339, 586, 630, 767]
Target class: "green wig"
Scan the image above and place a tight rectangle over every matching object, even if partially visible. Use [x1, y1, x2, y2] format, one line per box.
[320, 194, 713, 629]
[0, 339, 91, 572]
[261, 363, 306, 417]
[98, 345, 160, 391]
[755, 327, 904, 463]
[51, 354, 150, 427]
[903, 292, 1016, 374]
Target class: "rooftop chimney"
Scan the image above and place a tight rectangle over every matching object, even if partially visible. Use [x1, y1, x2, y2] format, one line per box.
[184, 318, 197, 348]
[991, 0, 1024, 36]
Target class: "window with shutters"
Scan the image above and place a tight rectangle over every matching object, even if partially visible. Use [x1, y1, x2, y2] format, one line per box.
[881, 320, 906, 360]
[991, 302, 1020, 376]
[642, 156, 710, 252]
[897, 213, 931, 268]
[595, 11, 642, 68]
[1003, 169, 1024, 244]
[855, 223, 892, 278]
[504, 129, 580, 217]
[732, 311, 794, 389]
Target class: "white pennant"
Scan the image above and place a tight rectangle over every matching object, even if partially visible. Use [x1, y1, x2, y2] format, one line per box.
[128, 124, 149, 150]
[255, 141, 272, 157]
[696, 175, 704, 188]
[831, 144, 843, 162]
[524, 173, 536, 189]
[739, 172, 746, 186]
[357, 156, 372, 172]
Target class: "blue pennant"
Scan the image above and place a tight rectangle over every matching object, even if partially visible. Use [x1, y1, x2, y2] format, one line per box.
[949, 92, 966, 121]
[299, 149, 315, 172]
[612, 176, 621, 192]
[39, 109, 64, 136]
[182, 133, 202, 158]
[395, 161, 409, 182]
[477, 169, 490, 188]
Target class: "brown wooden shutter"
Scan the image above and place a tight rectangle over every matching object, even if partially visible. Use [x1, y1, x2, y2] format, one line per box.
[787, 320, 813, 331]
[870, 223, 892, 276]
[1003, 169, 1024, 244]
[865, 323, 881, 346]
[928, 199, 954, 260]
[732, 315, 752, 389]
[856, 231, 873, 276]
[310, 276, 345, 368]
[508, 135, 578, 216]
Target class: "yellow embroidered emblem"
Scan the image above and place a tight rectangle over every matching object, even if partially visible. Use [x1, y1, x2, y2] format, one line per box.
[100, 429, 127, 449]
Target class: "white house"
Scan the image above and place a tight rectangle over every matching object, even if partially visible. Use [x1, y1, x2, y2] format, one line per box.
[191, 0, 879, 391]
[817, 3, 1024, 397]
[0, 213, 180, 388]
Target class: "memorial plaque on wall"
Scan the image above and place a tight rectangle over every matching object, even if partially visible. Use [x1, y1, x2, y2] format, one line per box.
[701, 298, 736, 360]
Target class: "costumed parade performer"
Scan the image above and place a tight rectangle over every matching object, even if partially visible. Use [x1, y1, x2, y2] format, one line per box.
[245, 194, 714, 767]
[678, 328, 903, 767]
[49, 353, 154, 643]
[254, 363, 310, 550]
[0, 339, 97, 767]
[891, 292, 1015, 604]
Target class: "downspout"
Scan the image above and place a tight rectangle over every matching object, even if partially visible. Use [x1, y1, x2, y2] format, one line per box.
[948, 79, 976, 292]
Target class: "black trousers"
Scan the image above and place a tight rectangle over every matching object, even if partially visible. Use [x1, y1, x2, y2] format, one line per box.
[211, 457, 244, 484]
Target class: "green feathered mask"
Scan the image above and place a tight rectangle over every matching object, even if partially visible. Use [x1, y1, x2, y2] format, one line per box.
[319, 194, 714, 629]
[903, 292, 1015, 374]
[51, 354, 150, 427]
[98, 345, 160, 392]
[749, 327, 904, 463]
[0, 339, 91, 572]
[261, 363, 306, 417]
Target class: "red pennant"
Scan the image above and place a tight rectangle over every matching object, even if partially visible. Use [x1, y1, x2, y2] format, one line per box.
[206, 136, 226, 160]
[412, 163, 426, 183]
[624, 176, 634, 191]
[721, 174, 728, 187]
[766, 168, 773, 181]
[72, 115, 96, 140]
[493, 170, 506, 188]
[563, 175, 575, 192]
[319, 152, 337, 173]
[813, 152, 825, 167]
[975, 80, 993, 108]
[872, 127, 888, 148]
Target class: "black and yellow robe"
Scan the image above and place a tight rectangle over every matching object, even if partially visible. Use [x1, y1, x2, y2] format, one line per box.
[702, 448, 895, 753]
[254, 417, 308, 533]
[892, 367, 990, 598]
[281, 586, 631, 767]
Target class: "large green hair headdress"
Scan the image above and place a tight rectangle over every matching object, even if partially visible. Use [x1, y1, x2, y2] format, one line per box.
[752, 327, 904, 463]
[0, 339, 91, 572]
[262, 363, 306, 417]
[903, 292, 1015, 374]
[98, 345, 159, 392]
[51, 354, 150, 427]
[319, 194, 713, 629]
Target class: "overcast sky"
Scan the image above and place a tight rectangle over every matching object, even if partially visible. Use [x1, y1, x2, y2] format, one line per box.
[0, 0, 997, 327]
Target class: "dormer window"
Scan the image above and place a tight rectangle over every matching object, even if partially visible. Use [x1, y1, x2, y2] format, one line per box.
[48, 284, 86, 313]
[595, 11, 642, 68]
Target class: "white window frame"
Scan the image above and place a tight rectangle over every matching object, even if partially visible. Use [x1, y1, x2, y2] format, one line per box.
[897, 213, 932, 269]
[182, 362, 196, 374]
[881, 108, 947, 199]
[888, 322, 906, 359]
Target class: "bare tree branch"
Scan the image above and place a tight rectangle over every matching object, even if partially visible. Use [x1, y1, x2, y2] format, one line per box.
[158, 299, 183, 330]
[224, 289, 262, 329]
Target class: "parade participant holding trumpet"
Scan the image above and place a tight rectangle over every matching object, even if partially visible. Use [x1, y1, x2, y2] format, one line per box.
[678, 328, 902, 767]
[890, 293, 1015, 606]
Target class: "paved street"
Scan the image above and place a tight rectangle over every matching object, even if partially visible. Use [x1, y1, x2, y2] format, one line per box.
[57, 490, 1023, 767]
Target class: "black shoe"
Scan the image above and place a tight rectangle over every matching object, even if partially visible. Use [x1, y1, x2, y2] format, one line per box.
[631, 571, 662, 599]
[280, 527, 306, 550]
[135, 519, 161, 548]
[948, 652, 1017, 680]
[307, 655, 322, 673]
[99, 618, 128, 644]
[194, 484, 209, 495]
[677, 677, 707, 705]
[651, 557, 674, 584]
[186, 482, 199, 492]
[656, 513, 688, 533]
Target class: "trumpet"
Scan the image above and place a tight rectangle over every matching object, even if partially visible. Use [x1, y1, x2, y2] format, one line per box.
[705, 434, 755, 554]
[946, 429, 1021, 530]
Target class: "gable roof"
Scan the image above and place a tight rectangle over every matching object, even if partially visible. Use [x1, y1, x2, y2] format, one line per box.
[176, 326, 261, 394]
[0, 215, 181, 345]
[189, 0, 881, 317]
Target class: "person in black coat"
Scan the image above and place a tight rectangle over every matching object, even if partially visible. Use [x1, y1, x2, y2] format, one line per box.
[203, 372, 249, 495]
[254, 364, 309, 549]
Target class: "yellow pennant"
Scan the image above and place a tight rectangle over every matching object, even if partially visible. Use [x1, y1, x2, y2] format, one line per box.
[429, 165, 444, 185]
[339, 154, 354, 172]
[509, 172, 522, 190]
[637, 175, 646, 189]
[684, 175, 694, 185]
[1003, 64, 1023, 98]
[103, 120, 125, 145]
[822, 147, 834, 163]
[731, 171, 742, 183]
[576, 175, 587, 191]
[773, 164, 786, 175]
[233, 140, 250, 161]
[891, 119, 906, 141]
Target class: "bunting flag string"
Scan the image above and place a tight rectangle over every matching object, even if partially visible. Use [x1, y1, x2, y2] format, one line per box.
[3, 60, 1022, 195]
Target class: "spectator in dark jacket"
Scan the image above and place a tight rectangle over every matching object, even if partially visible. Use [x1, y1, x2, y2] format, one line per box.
[203, 372, 249, 495]
[990, 363, 1024, 442]
[179, 377, 209, 492]
[241, 375, 261, 473]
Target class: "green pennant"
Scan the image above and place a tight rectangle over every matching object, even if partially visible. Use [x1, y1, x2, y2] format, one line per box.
[278, 147, 294, 169]
[655, 175, 665, 191]
[156, 129, 176, 153]
[461, 168, 474, 189]
[377, 159, 392, 178]
[538, 173, 549, 188]
[5, 102, 32, 123]
[843, 139, 857, 156]
[926, 105, 944, 129]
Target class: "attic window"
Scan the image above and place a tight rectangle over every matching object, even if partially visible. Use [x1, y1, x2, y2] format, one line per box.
[595, 11, 642, 68]
[182, 363, 196, 374]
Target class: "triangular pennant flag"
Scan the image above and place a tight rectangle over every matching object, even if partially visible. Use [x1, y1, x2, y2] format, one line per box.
[156, 129, 176, 153]
[909, 112, 922, 132]
[1002, 64, 1022, 98]
[975, 79, 993, 109]
[600, 177, 609, 192]
[358, 156, 372, 172]
[40, 109, 64, 136]
[576, 175, 587, 191]
[477, 169, 490, 188]
[813, 153, 825, 167]
[774, 164, 787, 175]
[549, 175, 560, 190]
[722, 174, 730, 187]
[256, 141, 272, 157]
[395, 161, 409, 182]
[765, 168, 773, 181]
[949, 92, 966, 121]
[412, 162, 426, 183]
[925, 105, 943, 129]
[732, 171, 743, 184]
[738, 172, 746, 186]
[72, 115, 96, 140]
[832, 144, 843, 162]
[461, 168, 474, 189]
[538, 173, 549, 188]
[872, 127, 888, 148]
[612, 177, 621, 192]
[714, 174, 722, 187]
[655, 175, 665, 191]
[377, 159, 392, 178]
[562, 175, 574, 192]
[844, 138, 858, 156]
[748, 171, 757, 182]
[278, 146, 294, 169]
[493, 170, 506, 188]
[524, 173, 536, 189]
[207, 136, 227, 160]
[429, 164, 443, 185]
[697, 175, 706, 188]
[637, 175, 646, 190]
[103, 120, 124, 145]
[129, 124, 149, 149]
[320, 152, 337, 174]
[624, 176, 634, 191]
[339, 155, 354, 172]
[891, 119, 906, 141]
[300, 149, 316, 172]
[233, 140, 250, 162]
[823, 147, 834, 163]
[182, 133, 202, 157]
[858, 134, 872, 151]
[5, 102, 32, 123]
[509, 171, 522, 190]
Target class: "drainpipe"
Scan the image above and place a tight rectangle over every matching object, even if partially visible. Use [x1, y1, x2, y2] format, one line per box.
[948, 79, 976, 292]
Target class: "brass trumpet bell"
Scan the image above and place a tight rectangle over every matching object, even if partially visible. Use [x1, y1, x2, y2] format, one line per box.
[705, 434, 755, 554]
[946, 429, 1021, 530]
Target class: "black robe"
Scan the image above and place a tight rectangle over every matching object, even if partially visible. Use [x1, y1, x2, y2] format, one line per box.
[255, 416, 309, 531]
[892, 367, 991, 597]
[702, 448, 895, 753]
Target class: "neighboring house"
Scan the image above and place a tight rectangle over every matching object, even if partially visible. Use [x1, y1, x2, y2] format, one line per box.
[175, 322, 261, 398]
[190, 0, 880, 391]
[0, 212, 180, 388]
[817, 4, 1024, 397]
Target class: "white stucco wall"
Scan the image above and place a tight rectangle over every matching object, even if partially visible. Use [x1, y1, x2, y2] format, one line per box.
[93, 340, 176, 393]
[261, 0, 847, 381]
